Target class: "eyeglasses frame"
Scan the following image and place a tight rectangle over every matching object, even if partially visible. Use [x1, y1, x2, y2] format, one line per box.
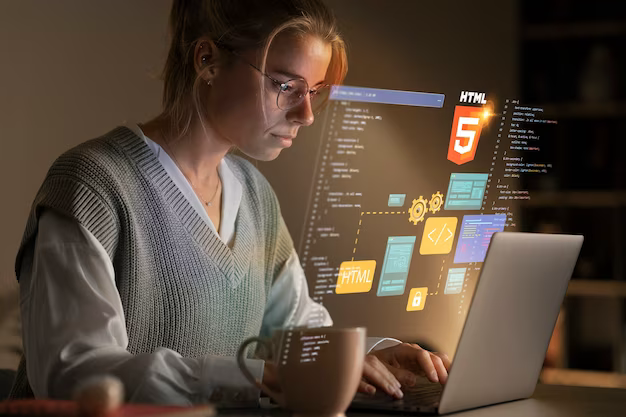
[215, 44, 331, 113]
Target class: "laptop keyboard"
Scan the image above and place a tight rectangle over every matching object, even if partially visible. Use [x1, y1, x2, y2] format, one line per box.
[352, 383, 443, 412]
[403, 383, 443, 405]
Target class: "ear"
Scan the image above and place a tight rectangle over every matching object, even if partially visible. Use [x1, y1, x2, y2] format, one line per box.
[194, 37, 220, 83]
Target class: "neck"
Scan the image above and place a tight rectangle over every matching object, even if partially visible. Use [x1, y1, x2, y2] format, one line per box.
[139, 115, 231, 184]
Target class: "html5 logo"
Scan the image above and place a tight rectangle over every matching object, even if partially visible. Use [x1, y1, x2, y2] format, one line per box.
[447, 91, 491, 165]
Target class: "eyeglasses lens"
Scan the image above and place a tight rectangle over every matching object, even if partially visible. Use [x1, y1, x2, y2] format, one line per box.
[277, 79, 331, 114]
[277, 79, 307, 110]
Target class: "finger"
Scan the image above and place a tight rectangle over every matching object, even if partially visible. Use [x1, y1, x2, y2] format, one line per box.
[433, 352, 451, 371]
[363, 357, 402, 397]
[414, 348, 439, 383]
[363, 356, 403, 398]
[393, 343, 428, 374]
[384, 365, 418, 387]
[429, 353, 448, 385]
[358, 379, 377, 395]
[401, 344, 442, 383]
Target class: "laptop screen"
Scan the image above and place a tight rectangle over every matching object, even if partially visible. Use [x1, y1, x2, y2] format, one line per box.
[296, 85, 557, 355]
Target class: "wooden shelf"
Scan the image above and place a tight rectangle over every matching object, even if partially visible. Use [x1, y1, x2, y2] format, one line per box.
[525, 20, 626, 40]
[540, 368, 626, 389]
[521, 191, 626, 208]
[567, 280, 626, 298]
[522, 10, 626, 380]
[541, 101, 626, 119]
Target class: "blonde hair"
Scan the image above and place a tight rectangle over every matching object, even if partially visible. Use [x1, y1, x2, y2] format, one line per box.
[158, 0, 348, 142]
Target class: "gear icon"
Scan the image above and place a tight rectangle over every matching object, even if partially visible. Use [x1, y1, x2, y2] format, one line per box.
[408, 196, 428, 225]
[429, 191, 444, 214]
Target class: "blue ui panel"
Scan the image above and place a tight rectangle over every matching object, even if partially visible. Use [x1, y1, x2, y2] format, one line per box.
[330, 86, 445, 108]
[444, 173, 489, 210]
[388, 194, 406, 207]
[376, 236, 417, 297]
[444, 267, 467, 295]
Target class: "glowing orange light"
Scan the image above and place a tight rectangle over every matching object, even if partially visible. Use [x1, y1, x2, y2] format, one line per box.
[481, 101, 495, 124]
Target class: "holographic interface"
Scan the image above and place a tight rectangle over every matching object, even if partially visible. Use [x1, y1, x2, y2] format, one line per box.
[298, 85, 557, 353]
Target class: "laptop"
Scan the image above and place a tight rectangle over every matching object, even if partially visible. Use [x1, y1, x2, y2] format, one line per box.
[351, 232, 583, 414]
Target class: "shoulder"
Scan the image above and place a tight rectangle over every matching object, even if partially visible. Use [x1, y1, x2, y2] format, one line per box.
[18, 127, 134, 267]
[44, 127, 149, 197]
[50, 126, 137, 176]
[38, 126, 143, 220]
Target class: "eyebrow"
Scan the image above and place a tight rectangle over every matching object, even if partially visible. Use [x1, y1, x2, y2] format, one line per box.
[272, 70, 326, 87]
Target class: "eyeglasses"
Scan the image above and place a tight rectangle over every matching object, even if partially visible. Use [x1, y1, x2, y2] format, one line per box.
[218, 45, 331, 114]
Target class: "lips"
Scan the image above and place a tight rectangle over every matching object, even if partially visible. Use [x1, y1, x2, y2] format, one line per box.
[272, 134, 296, 140]
[271, 134, 294, 148]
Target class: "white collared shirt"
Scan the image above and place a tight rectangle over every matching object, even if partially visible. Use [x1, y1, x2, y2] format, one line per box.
[18, 123, 400, 405]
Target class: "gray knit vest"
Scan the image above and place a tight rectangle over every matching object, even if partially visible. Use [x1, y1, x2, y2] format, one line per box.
[10, 126, 293, 399]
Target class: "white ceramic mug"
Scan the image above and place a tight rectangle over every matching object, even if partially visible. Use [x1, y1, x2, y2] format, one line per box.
[237, 327, 366, 417]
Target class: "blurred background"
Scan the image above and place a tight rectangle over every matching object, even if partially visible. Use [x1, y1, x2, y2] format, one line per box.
[516, 0, 626, 388]
[0, 0, 625, 395]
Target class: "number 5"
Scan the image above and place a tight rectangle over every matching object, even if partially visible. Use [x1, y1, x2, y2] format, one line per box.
[454, 117, 480, 155]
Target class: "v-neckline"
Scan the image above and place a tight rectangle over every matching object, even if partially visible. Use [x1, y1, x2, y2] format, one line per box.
[113, 126, 253, 287]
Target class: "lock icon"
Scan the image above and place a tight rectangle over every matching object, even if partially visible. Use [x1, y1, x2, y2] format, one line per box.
[407, 287, 428, 311]
[412, 291, 422, 307]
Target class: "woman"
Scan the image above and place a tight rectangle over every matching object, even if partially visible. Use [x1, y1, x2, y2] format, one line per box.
[11, 0, 449, 405]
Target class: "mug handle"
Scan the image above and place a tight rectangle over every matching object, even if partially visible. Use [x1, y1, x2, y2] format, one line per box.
[236, 337, 285, 407]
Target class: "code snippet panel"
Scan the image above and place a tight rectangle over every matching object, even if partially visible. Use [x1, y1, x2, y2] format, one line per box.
[297, 86, 556, 354]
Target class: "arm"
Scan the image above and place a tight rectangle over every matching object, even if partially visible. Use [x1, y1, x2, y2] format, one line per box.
[260, 249, 332, 334]
[261, 249, 401, 353]
[20, 210, 263, 406]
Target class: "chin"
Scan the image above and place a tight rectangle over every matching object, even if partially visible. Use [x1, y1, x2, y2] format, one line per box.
[241, 147, 283, 162]
[258, 149, 283, 161]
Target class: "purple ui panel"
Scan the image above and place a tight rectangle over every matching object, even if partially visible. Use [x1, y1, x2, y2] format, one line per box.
[453, 214, 507, 264]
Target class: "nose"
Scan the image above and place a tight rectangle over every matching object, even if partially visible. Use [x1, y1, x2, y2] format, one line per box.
[286, 94, 315, 126]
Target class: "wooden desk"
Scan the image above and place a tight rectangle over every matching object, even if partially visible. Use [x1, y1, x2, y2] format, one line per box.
[221, 384, 626, 416]
[424, 384, 626, 416]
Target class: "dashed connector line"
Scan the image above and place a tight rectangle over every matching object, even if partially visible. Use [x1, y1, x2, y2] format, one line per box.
[351, 210, 407, 261]
[459, 267, 470, 315]
[364, 211, 406, 215]
[430, 258, 445, 296]
[349, 211, 449, 300]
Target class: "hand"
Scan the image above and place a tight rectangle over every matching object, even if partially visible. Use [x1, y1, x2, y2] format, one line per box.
[358, 343, 451, 399]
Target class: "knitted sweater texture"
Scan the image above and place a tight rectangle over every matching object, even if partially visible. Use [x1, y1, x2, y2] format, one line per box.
[10, 126, 293, 398]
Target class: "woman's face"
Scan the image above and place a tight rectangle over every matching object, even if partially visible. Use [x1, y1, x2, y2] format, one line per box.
[207, 33, 332, 161]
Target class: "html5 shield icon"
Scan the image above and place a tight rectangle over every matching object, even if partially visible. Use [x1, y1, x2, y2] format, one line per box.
[447, 106, 485, 165]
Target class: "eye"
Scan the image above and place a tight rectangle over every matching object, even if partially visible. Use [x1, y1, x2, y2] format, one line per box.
[266, 78, 287, 92]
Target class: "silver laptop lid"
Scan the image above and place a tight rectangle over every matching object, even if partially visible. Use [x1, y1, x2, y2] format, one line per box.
[438, 232, 583, 414]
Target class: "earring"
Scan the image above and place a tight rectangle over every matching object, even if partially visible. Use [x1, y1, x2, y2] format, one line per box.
[201, 55, 208, 65]
[207, 80, 212, 86]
